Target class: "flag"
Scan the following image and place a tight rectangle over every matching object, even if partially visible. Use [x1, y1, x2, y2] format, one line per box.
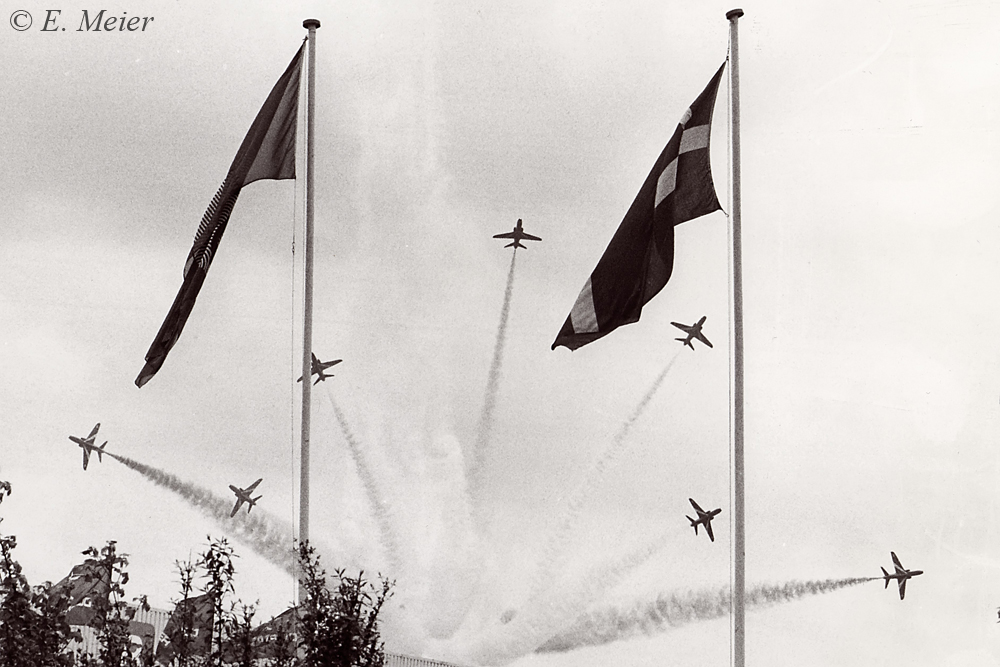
[155, 593, 215, 663]
[552, 63, 726, 351]
[250, 606, 301, 659]
[135, 45, 304, 388]
[52, 558, 111, 625]
[52, 559, 111, 627]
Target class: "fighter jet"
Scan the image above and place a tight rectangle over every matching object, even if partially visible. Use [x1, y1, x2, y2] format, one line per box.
[297, 353, 342, 385]
[686, 498, 722, 542]
[672, 316, 713, 349]
[229, 479, 263, 517]
[493, 219, 541, 249]
[881, 552, 923, 600]
[69, 423, 107, 471]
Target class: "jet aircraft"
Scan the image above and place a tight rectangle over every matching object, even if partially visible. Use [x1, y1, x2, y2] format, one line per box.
[881, 551, 923, 600]
[686, 498, 722, 542]
[297, 353, 342, 385]
[493, 219, 541, 249]
[69, 423, 107, 471]
[671, 316, 713, 349]
[229, 479, 263, 517]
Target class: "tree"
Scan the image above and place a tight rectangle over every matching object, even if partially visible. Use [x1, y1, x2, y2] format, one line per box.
[263, 622, 298, 667]
[252, 607, 299, 667]
[0, 480, 77, 667]
[197, 537, 235, 667]
[296, 542, 393, 667]
[222, 601, 256, 667]
[160, 558, 201, 667]
[80, 541, 148, 667]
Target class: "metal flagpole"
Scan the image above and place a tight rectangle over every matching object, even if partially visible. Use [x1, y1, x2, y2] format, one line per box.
[299, 17, 320, 580]
[726, 8, 745, 667]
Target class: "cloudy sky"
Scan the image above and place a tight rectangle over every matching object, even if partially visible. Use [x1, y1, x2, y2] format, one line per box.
[2, 0, 999, 665]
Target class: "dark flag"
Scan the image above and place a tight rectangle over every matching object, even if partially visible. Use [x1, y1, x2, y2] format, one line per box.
[136, 45, 303, 387]
[552, 63, 726, 351]
[250, 606, 301, 660]
[53, 559, 111, 626]
[155, 593, 215, 663]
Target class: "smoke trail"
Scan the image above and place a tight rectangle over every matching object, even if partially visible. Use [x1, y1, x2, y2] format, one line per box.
[536, 577, 878, 653]
[322, 386, 404, 575]
[470, 249, 517, 504]
[414, 432, 482, 641]
[106, 453, 296, 574]
[572, 530, 673, 600]
[462, 532, 673, 665]
[528, 352, 681, 597]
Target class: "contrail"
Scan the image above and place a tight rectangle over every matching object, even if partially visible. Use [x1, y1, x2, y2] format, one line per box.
[528, 352, 681, 597]
[106, 452, 296, 574]
[321, 385, 404, 575]
[470, 249, 518, 506]
[536, 577, 878, 653]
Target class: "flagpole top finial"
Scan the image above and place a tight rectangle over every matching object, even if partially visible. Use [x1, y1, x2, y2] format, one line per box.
[726, 8, 744, 20]
[303, 18, 321, 30]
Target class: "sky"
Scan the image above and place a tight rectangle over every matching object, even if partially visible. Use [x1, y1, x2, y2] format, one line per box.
[1, 0, 999, 665]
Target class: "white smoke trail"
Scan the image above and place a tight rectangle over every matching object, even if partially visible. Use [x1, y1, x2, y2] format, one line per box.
[106, 453, 296, 574]
[321, 386, 404, 576]
[528, 352, 682, 599]
[462, 533, 673, 666]
[416, 432, 482, 641]
[470, 249, 518, 505]
[536, 577, 878, 653]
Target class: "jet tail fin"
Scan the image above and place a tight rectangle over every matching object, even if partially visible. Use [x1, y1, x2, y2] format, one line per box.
[686, 516, 698, 534]
[97, 442, 107, 463]
[881, 567, 890, 588]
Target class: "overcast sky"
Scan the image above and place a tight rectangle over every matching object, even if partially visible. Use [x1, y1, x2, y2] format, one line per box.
[2, 0, 1000, 665]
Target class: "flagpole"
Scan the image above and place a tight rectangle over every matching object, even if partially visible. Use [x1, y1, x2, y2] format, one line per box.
[726, 8, 745, 667]
[299, 17, 320, 579]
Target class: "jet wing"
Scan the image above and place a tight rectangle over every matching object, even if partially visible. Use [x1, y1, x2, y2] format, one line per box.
[705, 520, 715, 542]
[319, 359, 342, 370]
[87, 423, 100, 439]
[82, 449, 91, 470]
[230, 498, 244, 518]
[521, 232, 541, 241]
[694, 331, 714, 348]
[891, 552, 903, 571]
[493, 231, 516, 239]
[672, 322, 694, 334]
[245, 478, 263, 493]
[898, 579, 906, 600]
[689, 498, 704, 513]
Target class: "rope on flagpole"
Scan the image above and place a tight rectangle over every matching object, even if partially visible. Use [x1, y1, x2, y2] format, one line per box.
[287, 48, 305, 603]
